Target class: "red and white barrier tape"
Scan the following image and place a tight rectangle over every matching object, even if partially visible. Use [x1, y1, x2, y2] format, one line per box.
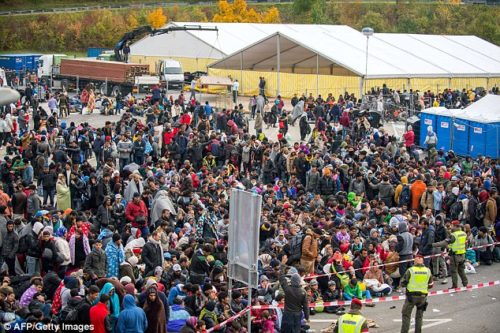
[207, 306, 250, 333]
[303, 242, 500, 281]
[250, 280, 500, 309]
[229, 242, 500, 292]
[207, 279, 500, 331]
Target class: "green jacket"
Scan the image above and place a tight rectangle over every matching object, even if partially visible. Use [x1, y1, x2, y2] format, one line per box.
[344, 283, 363, 299]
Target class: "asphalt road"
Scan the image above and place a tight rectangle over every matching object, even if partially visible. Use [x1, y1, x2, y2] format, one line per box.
[308, 264, 500, 333]
[52, 90, 406, 142]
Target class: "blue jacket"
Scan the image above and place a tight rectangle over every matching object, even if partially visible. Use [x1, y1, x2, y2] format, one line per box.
[117, 295, 148, 333]
[168, 285, 186, 305]
[167, 304, 190, 333]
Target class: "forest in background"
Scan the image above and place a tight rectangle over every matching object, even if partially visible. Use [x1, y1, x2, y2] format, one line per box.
[0, 1, 498, 52]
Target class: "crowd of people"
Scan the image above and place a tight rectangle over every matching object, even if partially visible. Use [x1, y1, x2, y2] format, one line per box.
[0, 82, 498, 333]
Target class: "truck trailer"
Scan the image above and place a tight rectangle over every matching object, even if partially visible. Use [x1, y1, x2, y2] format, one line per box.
[54, 58, 153, 96]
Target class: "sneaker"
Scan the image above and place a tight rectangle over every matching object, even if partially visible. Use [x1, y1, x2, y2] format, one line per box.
[365, 303, 376, 307]
[441, 278, 448, 284]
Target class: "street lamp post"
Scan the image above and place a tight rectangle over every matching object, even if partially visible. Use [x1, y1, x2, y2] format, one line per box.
[362, 27, 374, 106]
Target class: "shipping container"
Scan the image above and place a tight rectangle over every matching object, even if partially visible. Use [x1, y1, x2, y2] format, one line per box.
[0, 54, 41, 73]
[87, 47, 111, 58]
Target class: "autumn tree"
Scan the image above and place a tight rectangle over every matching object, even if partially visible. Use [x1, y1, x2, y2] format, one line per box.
[147, 7, 167, 29]
[263, 7, 281, 24]
[126, 12, 139, 29]
[213, 0, 280, 23]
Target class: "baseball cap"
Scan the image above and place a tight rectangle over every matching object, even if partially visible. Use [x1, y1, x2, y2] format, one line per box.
[173, 264, 182, 272]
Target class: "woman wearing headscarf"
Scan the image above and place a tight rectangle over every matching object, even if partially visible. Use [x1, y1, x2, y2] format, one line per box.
[99, 282, 121, 330]
[143, 287, 167, 333]
[53, 227, 71, 278]
[56, 174, 71, 211]
[117, 294, 148, 333]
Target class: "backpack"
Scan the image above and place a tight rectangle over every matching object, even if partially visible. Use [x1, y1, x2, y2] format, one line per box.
[18, 234, 29, 254]
[475, 201, 486, 221]
[450, 201, 463, 220]
[60, 299, 83, 323]
[399, 185, 411, 207]
[288, 233, 306, 264]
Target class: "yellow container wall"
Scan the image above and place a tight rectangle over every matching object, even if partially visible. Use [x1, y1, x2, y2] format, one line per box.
[488, 77, 500, 90]
[408, 78, 449, 93]
[450, 78, 488, 91]
[129, 55, 218, 74]
[208, 68, 360, 99]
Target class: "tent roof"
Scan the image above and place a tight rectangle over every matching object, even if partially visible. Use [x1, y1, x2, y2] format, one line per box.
[130, 22, 500, 78]
[421, 95, 500, 124]
[457, 94, 500, 123]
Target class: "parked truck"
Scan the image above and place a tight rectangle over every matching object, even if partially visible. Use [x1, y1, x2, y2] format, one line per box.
[51, 58, 154, 96]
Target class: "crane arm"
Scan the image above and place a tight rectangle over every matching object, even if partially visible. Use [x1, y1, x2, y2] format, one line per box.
[150, 24, 218, 36]
[114, 25, 218, 62]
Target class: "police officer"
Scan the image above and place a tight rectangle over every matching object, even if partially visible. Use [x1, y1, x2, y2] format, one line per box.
[334, 298, 369, 333]
[400, 254, 433, 333]
[432, 220, 468, 288]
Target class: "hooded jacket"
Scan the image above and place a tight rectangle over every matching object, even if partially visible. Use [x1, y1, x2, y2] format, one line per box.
[90, 301, 110, 333]
[396, 222, 414, 256]
[117, 294, 148, 333]
[144, 287, 167, 333]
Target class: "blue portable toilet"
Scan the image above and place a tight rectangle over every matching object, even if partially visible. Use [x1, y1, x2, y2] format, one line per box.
[419, 107, 441, 147]
[457, 94, 500, 159]
[452, 117, 469, 156]
[468, 121, 486, 158]
[485, 122, 500, 159]
[436, 113, 453, 152]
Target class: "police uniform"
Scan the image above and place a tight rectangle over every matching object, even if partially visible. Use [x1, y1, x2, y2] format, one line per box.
[337, 313, 367, 333]
[448, 228, 468, 288]
[334, 298, 368, 333]
[400, 264, 432, 333]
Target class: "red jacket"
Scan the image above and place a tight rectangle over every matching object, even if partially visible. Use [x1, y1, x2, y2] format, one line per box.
[90, 302, 110, 333]
[125, 200, 148, 224]
[163, 128, 179, 146]
[180, 113, 192, 125]
[404, 130, 415, 147]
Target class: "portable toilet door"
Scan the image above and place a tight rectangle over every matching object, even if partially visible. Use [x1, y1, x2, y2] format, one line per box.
[484, 122, 499, 159]
[468, 121, 486, 158]
[452, 118, 469, 156]
[436, 115, 452, 151]
[419, 112, 436, 147]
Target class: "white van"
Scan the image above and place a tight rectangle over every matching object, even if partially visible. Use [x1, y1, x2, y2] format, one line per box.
[158, 59, 184, 89]
[37, 54, 67, 80]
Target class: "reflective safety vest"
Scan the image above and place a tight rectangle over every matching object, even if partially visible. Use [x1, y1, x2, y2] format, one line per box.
[449, 230, 467, 255]
[338, 313, 366, 333]
[406, 265, 431, 294]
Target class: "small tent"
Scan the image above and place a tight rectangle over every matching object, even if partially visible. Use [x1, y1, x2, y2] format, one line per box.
[455, 94, 500, 158]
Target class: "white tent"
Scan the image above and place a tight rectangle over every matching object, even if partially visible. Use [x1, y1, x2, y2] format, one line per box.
[456, 94, 500, 123]
[130, 22, 500, 79]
